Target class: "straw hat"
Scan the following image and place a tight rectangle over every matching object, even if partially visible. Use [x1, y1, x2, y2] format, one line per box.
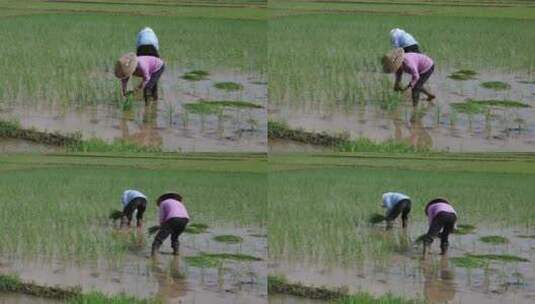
[382, 48, 404, 73]
[425, 198, 451, 215]
[114, 52, 138, 79]
[156, 192, 183, 205]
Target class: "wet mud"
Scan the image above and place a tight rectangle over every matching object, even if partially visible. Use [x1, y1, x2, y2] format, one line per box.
[0, 68, 267, 152]
[270, 226, 535, 304]
[271, 69, 535, 152]
[0, 226, 267, 304]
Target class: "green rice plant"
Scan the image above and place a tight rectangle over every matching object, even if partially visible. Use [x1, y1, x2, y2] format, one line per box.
[368, 213, 386, 224]
[468, 254, 529, 262]
[481, 81, 511, 90]
[185, 223, 210, 234]
[109, 209, 123, 220]
[479, 235, 509, 244]
[181, 70, 210, 81]
[450, 256, 489, 269]
[214, 82, 244, 91]
[448, 70, 478, 81]
[213, 235, 244, 244]
[454, 224, 476, 235]
[148, 225, 160, 236]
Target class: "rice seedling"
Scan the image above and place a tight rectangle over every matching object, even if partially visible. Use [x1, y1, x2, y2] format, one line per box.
[109, 210, 123, 220]
[184, 252, 262, 268]
[481, 81, 511, 90]
[368, 213, 386, 224]
[450, 99, 529, 114]
[454, 224, 476, 235]
[181, 70, 210, 81]
[212, 235, 244, 244]
[214, 82, 244, 91]
[148, 225, 160, 236]
[185, 223, 210, 234]
[450, 256, 489, 269]
[448, 70, 478, 81]
[479, 235, 509, 244]
[468, 254, 529, 263]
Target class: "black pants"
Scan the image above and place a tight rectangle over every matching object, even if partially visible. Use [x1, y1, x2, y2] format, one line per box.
[423, 212, 457, 250]
[122, 197, 147, 223]
[144, 64, 165, 103]
[386, 199, 411, 228]
[403, 44, 420, 53]
[152, 217, 189, 253]
[412, 64, 434, 106]
[136, 44, 160, 58]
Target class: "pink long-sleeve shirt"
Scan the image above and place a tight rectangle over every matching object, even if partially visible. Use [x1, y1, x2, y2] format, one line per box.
[159, 199, 190, 224]
[395, 53, 434, 87]
[121, 56, 164, 92]
[427, 202, 456, 224]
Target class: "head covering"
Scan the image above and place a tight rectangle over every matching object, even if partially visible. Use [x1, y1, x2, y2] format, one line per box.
[425, 198, 450, 215]
[156, 192, 183, 206]
[114, 52, 137, 79]
[382, 48, 405, 73]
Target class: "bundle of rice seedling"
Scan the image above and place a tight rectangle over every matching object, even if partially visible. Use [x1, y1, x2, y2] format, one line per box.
[109, 209, 123, 220]
[415, 234, 426, 243]
[148, 225, 160, 235]
[368, 213, 386, 224]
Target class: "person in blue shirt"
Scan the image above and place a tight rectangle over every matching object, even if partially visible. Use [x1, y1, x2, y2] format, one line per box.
[382, 192, 412, 229]
[121, 190, 148, 228]
[390, 28, 420, 54]
[136, 27, 160, 58]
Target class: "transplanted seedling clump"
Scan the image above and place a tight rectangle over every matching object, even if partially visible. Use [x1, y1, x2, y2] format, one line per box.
[454, 224, 476, 235]
[213, 234, 244, 244]
[480, 235, 509, 244]
[451, 99, 529, 114]
[183, 100, 263, 115]
[481, 81, 511, 91]
[185, 223, 209, 234]
[181, 70, 210, 81]
[185, 252, 262, 268]
[214, 82, 244, 91]
[448, 69, 478, 81]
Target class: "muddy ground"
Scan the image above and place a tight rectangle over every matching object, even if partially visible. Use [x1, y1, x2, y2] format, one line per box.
[270, 225, 535, 304]
[0, 226, 267, 304]
[271, 69, 535, 152]
[0, 68, 267, 152]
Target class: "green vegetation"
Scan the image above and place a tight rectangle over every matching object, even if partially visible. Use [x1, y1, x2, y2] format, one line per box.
[450, 256, 489, 269]
[205, 253, 262, 261]
[269, 153, 535, 265]
[480, 235, 509, 244]
[185, 223, 210, 234]
[469, 254, 529, 262]
[268, 121, 428, 153]
[268, 275, 418, 303]
[183, 100, 263, 115]
[448, 70, 478, 81]
[0, 153, 266, 259]
[213, 234, 244, 244]
[185, 252, 262, 267]
[214, 82, 244, 91]
[481, 81, 511, 90]
[451, 99, 529, 114]
[454, 224, 476, 235]
[181, 70, 210, 81]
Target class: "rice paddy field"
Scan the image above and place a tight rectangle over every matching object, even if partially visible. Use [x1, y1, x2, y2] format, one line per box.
[269, 152, 535, 303]
[0, 153, 267, 303]
[0, 0, 267, 152]
[269, 0, 535, 152]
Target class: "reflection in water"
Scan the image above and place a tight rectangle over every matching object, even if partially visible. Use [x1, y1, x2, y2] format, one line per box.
[422, 257, 456, 304]
[391, 107, 433, 150]
[151, 256, 188, 302]
[120, 103, 163, 149]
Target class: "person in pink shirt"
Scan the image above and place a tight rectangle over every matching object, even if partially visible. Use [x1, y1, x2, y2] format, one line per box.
[382, 48, 436, 107]
[151, 192, 190, 257]
[114, 52, 165, 105]
[422, 198, 457, 256]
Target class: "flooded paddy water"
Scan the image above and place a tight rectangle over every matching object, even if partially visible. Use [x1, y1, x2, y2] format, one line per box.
[271, 69, 535, 152]
[0, 225, 267, 303]
[270, 225, 535, 304]
[0, 68, 267, 152]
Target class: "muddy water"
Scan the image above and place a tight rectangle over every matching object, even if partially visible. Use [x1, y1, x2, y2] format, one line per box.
[269, 294, 325, 304]
[270, 226, 535, 304]
[0, 226, 267, 304]
[0, 293, 58, 304]
[271, 69, 535, 152]
[0, 68, 267, 152]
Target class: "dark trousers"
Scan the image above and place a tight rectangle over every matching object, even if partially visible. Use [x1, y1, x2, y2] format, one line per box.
[403, 44, 421, 53]
[412, 64, 434, 106]
[136, 44, 160, 58]
[423, 212, 457, 250]
[386, 199, 411, 228]
[152, 217, 189, 253]
[144, 64, 165, 104]
[122, 197, 147, 223]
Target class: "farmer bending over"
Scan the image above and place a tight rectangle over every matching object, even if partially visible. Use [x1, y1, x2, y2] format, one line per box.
[382, 192, 411, 229]
[136, 27, 160, 58]
[390, 28, 420, 53]
[422, 198, 457, 256]
[151, 192, 190, 257]
[382, 48, 436, 107]
[114, 52, 165, 104]
[121, 189, 147, 228]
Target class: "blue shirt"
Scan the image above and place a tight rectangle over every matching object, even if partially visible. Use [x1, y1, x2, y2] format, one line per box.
[136, 27, 159, 51]
[122, 190, 147, 207]
[382, 192, 410, 214]
[390, 29, 418, 48]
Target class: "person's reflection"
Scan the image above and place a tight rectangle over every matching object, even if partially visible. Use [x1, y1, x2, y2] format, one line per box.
[389, 107, 433, 150]
[120, 102, 163, 149]
[151, 255, 188, 301]
[422, 256, 456, 303]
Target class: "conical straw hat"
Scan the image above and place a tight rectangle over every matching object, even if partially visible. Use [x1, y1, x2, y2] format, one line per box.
[382, 48, 404, 73]
[114, 52, 138, 79]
